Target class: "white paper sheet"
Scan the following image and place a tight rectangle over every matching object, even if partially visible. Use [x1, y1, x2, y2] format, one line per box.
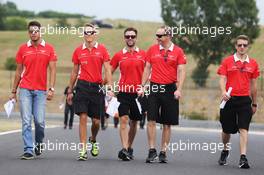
[4, 99, 16, 118]
[106, 97, 120, 117]
[220, 87, 232, 109]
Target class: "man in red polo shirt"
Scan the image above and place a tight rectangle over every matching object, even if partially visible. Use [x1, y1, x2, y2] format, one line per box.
[217, 35, 259, 169]
[140, 26, 187, 163]
[67, 23, 113, 161]
[10, 21, 57, 160]
[111, 27, 146, 161]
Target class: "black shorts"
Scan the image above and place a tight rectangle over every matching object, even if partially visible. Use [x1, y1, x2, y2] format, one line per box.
[220, 96, 253, 134]
[138, 95, 148, 113]
[73, 80, 105, 119]
[117, 92, 142, 121]
[147, 82, 179, 125]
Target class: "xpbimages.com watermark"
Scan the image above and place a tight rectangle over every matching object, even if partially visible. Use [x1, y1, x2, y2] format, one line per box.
[33, 140, 100, 152]
[38, 24, 232, 38]
[165, 140, 232, 154]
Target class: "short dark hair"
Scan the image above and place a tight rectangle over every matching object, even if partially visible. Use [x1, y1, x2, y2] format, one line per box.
[124, 27, 138, 36]
[235, 35, 250, 45]
[27, 21, 41, 30]
[160, 25, 172, 36]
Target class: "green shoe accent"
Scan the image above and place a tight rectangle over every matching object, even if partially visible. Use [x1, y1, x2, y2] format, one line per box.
[89, 137, 99, 157]
[78, 151, 88, 161]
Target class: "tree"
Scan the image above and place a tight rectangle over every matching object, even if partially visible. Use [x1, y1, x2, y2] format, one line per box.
[0, 2, 7, 30]
[161, 0, 260, 87]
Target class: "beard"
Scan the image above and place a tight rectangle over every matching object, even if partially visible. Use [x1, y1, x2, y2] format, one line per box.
[126, 41, 135, 48]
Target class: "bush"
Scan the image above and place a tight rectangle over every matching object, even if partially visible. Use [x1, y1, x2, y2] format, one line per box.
[4, 17, 27, 30]
[4, 57, 16, 71]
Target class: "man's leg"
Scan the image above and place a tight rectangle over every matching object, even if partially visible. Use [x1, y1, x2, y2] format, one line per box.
[222, 132, 231, 150]
[69, 105, 74, 129]
[19, 88, 34, 157]
[128, 120, 137, 148]
[161, 124, 171, 152]
[119, 115, 129, 149]
[33, 90, 46, 155]
[147, 120, 156, 149]
[79, 113, 88, 151]
[64, 104, 70, 128]
[91, 118, 100, 141]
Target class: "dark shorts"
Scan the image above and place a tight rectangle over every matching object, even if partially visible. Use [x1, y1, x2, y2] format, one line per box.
[147, 82, 179, 125]
[220, 96, 253, 134]
[74, 80, 105, 119]
[117, 92, 142, 121]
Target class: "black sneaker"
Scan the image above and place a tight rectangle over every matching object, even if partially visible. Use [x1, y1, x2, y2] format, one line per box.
[34, 143, 44, 156]
[159, 151, 167, 163]
[127, 147, 134, 160]
[218, 150, 229, 165]
[146, 148, 158, 163]
[239, 155, 250, 169]
[20, 153, 34, 160]
[118, 148, 131, 161]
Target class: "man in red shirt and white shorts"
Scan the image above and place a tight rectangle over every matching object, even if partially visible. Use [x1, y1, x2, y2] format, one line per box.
[217, 35, 259, 169]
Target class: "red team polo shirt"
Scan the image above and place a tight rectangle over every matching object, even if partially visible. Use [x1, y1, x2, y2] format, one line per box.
[111, 47, 146, 93]
[16, 40, 57, 91]
[146, 43, 187, 84]
[72, 42, 110, 84]
[217, 53, 260, 96]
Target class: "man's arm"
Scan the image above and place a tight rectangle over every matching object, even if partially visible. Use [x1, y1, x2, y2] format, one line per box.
[47, 61, 56, 100]
[219, 75, 230, 101]
[10, 64, 23, 100]
[251, 78, 258, 114]
[141, 62, 152, 86]
[103, 61, 113, 87]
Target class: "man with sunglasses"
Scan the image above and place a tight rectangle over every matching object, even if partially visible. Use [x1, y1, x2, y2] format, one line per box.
[67, 23, 113, 161]
[10, 21, 57, 160]
[111, 27, 146, 161]
[217, 35, 259, 169]
[140, 26, 186, 163]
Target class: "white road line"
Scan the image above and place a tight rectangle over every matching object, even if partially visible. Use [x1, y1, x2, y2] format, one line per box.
[1, 124, 263, 136]
[0, 125, 60, 136]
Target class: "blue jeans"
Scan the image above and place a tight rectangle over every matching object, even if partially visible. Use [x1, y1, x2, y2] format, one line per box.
[19, 88, 46, 154]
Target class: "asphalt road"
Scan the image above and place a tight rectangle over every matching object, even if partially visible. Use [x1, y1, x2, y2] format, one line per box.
[0, 123, 263, 175]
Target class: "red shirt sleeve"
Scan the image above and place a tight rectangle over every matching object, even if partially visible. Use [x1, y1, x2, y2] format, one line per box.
[217, 59, 227, 76]
[72, 48, 79, 65]
[110, 52, 120, 70]
[102, 46, 110, 62]
[251, 61, 260, 79]
[49, 46, 57, 61]
[146, 47, 152, 64]
[177, 48, 187, 65]
[16, 46, 23, 64]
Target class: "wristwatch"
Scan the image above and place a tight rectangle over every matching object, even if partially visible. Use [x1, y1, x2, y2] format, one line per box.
[252, 103, 257, 107]
[49, 87, 55, 92]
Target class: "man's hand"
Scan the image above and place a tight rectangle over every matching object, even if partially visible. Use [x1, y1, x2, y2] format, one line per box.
[137, 85, 145, 97]
[9, 92, 17, 101]
[174, 90, 182, 99]
[221, 91, 230, 101]
[47, 90, 54, 101]
[67, 93, 73, 105]
[252, 106, 257, 115]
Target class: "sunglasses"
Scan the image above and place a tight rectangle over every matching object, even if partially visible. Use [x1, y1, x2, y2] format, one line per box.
[156, 34, 166, 38]
[29, 30, 40, 34]
[84, 31, 96, 36]
[237, 44, 248, 48]
[124, 35, 136, 39]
